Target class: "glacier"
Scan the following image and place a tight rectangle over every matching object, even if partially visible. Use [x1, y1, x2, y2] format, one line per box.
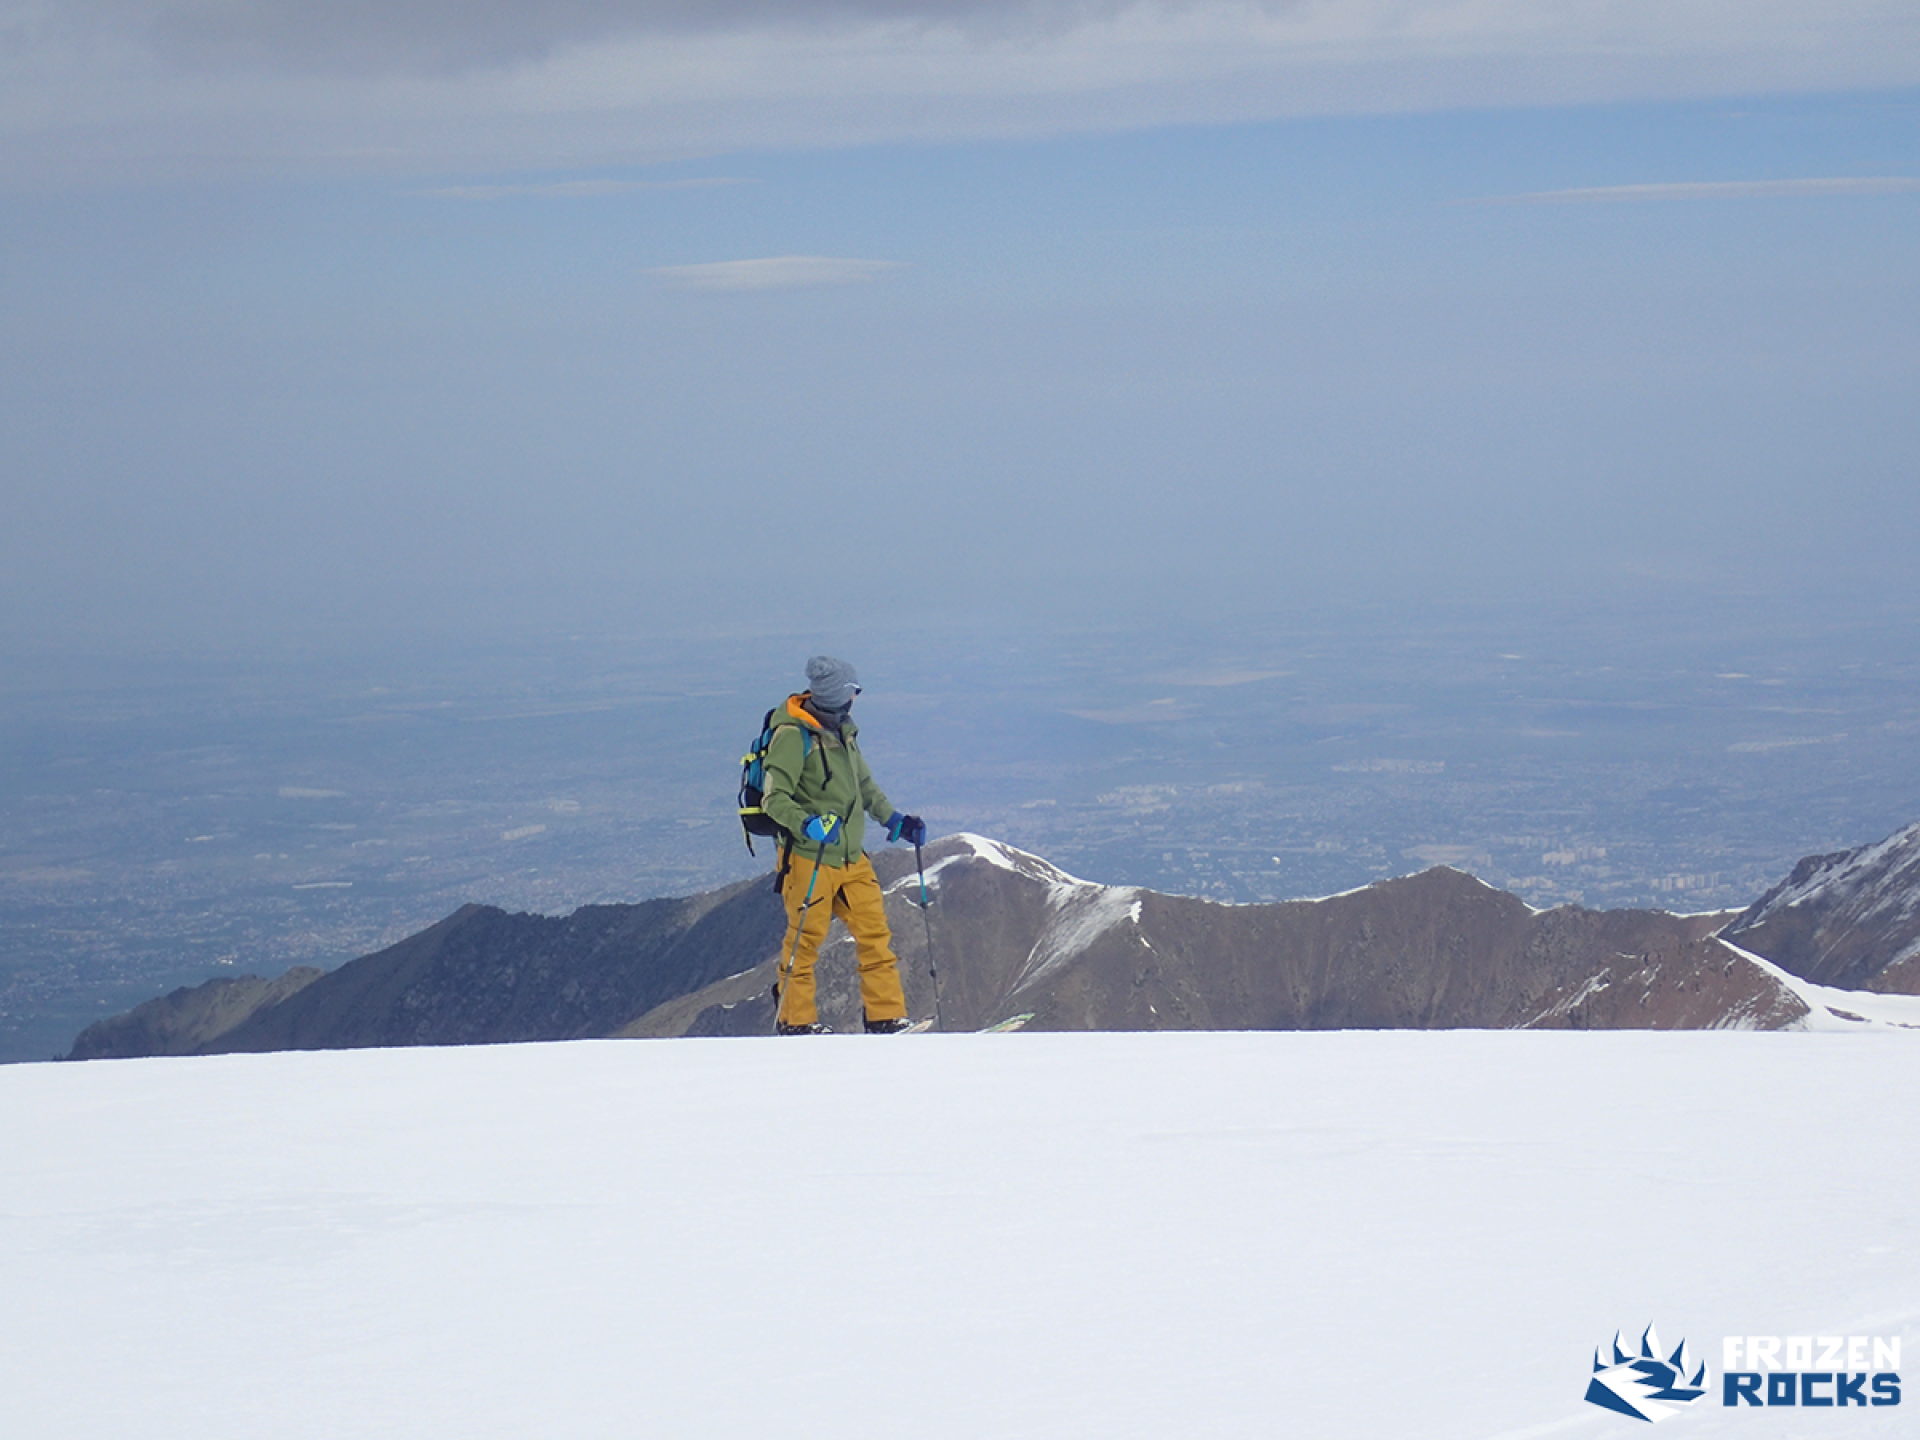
[3, 1029, 1916, 1438]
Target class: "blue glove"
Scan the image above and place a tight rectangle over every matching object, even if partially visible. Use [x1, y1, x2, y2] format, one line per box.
[802, 813, 841, 844]
[887, 813, 927, 847]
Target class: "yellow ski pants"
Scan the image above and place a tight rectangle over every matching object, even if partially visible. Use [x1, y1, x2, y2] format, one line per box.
[775, 853, 908, 1028]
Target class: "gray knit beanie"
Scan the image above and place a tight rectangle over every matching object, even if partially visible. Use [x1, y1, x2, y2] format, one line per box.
[805, 655, 861, 710]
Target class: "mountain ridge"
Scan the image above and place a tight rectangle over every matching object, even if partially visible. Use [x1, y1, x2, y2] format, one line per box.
[1720, 822, 1920, 994]
[81, 826, 1920, 1057]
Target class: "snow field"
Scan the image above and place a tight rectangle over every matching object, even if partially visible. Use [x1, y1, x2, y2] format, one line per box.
[2, 1029, 1916, 1439]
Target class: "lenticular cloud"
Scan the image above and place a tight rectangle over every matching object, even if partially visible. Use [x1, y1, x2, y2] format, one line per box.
[647, 257, 906, 292]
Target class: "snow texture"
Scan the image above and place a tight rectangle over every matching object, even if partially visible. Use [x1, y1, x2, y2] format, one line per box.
[4, 1029, 1916, 1440]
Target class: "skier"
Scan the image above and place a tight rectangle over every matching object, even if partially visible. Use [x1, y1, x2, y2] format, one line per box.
[760, 655, 927, 1035]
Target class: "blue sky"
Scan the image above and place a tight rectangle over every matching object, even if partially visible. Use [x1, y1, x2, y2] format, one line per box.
[3, 3, 1918, 650]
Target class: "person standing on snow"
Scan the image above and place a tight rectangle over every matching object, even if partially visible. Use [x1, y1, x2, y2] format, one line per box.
[760, 655, 927, 1035]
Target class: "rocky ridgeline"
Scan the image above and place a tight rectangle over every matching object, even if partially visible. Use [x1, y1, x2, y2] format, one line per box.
[67, 825, 1920, 1059]
[1720, 822, 1920, 993]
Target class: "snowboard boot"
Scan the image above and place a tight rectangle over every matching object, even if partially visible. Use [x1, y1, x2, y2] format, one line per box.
[863, 1016, 913, 1035]
[776, 1020, 834, 1036]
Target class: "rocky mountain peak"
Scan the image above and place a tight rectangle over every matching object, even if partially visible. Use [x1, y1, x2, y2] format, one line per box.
[1720, 822, 1920, 993]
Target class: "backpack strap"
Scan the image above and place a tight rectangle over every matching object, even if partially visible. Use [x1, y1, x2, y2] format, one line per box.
[774, 719, 828, 781]
[757, 723, 823, 881]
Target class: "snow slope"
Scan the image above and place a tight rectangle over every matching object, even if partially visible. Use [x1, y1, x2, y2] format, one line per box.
[1716, 938, 1920, 1031]
[3, 1030, 1916, 1439]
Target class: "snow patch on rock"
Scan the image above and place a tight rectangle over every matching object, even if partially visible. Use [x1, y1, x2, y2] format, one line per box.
[886, 833, 1146, 996]
[890, 832, 1091, 894]
[1713, 937, 1920, 1032]
[1745, 822, 1920, 923]
[1524, 969, 1614, 1027]
[1011, 881, 1145, 995]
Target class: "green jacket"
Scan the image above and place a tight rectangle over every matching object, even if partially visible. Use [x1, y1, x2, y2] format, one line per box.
[760, 694, 897, 867]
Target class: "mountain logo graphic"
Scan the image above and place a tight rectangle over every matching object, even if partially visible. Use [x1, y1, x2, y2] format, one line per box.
[1585, 1325, 1709, 1423]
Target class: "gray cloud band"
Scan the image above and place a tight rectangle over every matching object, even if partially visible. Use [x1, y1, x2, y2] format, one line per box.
[1473, 177, 1920, 205]
[48, 0, 1148, 73]
[6, 1, 1920, 183]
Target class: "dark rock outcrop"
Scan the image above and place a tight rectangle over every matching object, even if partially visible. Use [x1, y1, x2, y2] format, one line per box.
[206, 877, 788, 1053]
[1721, 823, 1920, 994]
[67, 967, 326, 1060]
[67, 876, 787, 1058]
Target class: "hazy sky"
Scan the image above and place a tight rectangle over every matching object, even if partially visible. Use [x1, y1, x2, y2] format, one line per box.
[3, 2, 1918, 649]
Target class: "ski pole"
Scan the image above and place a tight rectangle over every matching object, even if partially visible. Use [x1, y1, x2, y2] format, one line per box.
[914, 841, 942, 1033]
[775, 849, 827, 1033]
